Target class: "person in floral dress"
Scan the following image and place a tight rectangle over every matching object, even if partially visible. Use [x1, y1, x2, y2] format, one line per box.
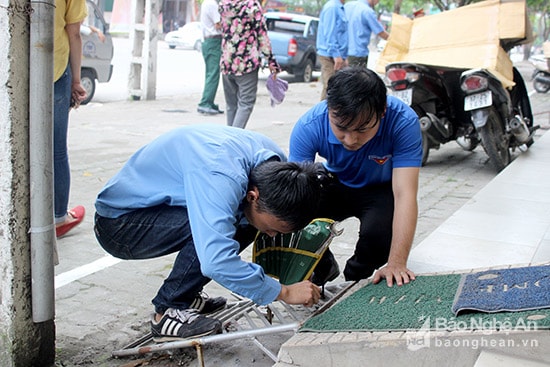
[219, 0, 280, 128]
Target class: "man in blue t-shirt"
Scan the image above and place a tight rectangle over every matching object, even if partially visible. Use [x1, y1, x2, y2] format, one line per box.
[344, 0, 389, 68]
[94, 124, 324, 342]
[316, 0, 348, 100]
[289, 66, 422, 288]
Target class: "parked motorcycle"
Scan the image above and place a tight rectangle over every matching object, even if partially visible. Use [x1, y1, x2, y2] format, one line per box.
[531, 55, 550, 94]
[385, 62, 538, 171]
[460, 67, 536, 171]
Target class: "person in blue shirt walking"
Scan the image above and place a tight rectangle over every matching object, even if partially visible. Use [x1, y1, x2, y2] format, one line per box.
[289, 66, 422, 289]
[94, 124, 324, 342]
[344, 0, 388, 68]
[316, 0, 348, 100]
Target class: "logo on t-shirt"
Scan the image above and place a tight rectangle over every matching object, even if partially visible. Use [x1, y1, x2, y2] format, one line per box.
[369, 155, 391, 165]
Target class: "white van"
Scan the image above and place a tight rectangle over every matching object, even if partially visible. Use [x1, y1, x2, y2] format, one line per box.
[80, 0, 114, 105]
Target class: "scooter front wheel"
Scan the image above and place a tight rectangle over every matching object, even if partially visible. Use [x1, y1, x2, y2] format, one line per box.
[533, 72, 550, 93]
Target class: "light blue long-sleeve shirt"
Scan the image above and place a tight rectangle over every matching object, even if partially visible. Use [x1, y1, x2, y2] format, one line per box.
[95, 124, 285, 305]
[344, 0, 384, 57]
[316, 0, 348, 59]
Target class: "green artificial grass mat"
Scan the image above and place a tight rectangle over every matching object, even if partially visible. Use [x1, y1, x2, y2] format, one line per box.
[301, 274, 550, 332]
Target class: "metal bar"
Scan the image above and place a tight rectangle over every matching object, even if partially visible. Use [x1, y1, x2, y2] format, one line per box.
[196, 344, 205, 367]
[248, 307, 273, 327]
[276, 301, 303, 321]
[112, 322, 301, 357]
[250, 337, 279, 362]
[29, 0, 56, 324]
[268, 302, 295, 323]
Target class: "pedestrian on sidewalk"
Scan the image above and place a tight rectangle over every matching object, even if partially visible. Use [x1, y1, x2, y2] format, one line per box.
[289, 66, 423, 288]
[344, 0, 389, 68]
[53, 0, 88, 237]
[219, 0, 280, 128]
[316, 0, 348, 100]
[94, 124, 324, 341]
[197, 0, 224, 115]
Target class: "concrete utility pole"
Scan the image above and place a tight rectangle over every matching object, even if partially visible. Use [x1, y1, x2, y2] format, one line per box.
[128, 0, 160, 100]
[0, 0, 56, 365]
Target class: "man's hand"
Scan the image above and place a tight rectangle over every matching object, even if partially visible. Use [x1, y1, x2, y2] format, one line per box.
[334, 56, 345, 71]
[372, 264, 416, 287]
[277, 280, 321, 307]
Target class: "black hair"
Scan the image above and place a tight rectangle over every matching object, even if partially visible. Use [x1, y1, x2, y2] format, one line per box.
[326, 66, 387, 129]
[248, 161, 324, 231]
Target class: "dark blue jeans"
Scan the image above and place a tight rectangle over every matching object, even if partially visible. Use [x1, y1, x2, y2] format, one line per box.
[53, 65, 72, 221]
[94, 205, 256, 314]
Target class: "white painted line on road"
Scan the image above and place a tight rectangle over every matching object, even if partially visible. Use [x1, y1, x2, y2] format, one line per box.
[55, 255, 121, 289]
[529, 89, 537, 97]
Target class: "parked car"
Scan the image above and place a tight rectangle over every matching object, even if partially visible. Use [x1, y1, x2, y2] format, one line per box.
[165, 22, 202, 51]
[80, 0, 114, 105]
[264, 12, 320, 83]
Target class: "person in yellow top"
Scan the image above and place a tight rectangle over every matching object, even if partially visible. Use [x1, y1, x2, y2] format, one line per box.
[53, 0, 88, 237]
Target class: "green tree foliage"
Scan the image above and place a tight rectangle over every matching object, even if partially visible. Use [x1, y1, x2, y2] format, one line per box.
[281, 0, 547, 45]
[527, 0, 549, 43]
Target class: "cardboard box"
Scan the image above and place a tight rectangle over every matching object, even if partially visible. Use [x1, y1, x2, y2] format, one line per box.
[376, 0, 532, 88]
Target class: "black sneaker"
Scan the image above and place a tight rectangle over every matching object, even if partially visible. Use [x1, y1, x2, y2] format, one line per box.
[190, 294, 227, 314]
[151, 308, 222, 342]
[311, 252, 340, 286]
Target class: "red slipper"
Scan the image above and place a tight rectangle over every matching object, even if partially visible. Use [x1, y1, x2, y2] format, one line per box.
[56, 205, 86, 238]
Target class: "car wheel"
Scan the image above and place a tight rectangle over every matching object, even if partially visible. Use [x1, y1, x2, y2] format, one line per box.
[169, 45, 176, 49]
[80, 69, 95, 105]
[296, 59, 314, 83]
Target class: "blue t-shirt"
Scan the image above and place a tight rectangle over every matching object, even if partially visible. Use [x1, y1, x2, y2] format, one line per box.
[95, 124, 285, 305]
[344, 0, 384, 57]
[316, 0, 348, 59]
[289, 96, 422, 188]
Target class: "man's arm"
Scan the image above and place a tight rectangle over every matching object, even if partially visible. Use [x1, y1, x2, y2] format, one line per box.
[373, 166, 419, 286]
[377, 29, 389, 40]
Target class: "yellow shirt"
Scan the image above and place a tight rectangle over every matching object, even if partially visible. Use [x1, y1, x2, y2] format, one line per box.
[54, 0, 87, 81]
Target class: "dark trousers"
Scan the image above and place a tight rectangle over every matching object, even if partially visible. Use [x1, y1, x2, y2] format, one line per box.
[317, 179, 394, 281]
[347, 55, 369, 68]
[198, 37, 222, 109]
[94, 205, 257, 314]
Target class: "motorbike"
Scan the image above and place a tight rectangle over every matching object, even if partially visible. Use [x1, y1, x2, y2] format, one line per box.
[460, 67, 536, 171]
[531, 55, 550, 94]
[385, 62, 538, 171]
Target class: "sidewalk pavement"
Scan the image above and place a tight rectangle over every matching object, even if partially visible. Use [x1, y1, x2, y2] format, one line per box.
[276, 130, 550, 367]
[54, 62, 550, 366]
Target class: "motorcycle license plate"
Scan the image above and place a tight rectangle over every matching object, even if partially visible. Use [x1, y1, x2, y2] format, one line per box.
[391, 89, 412, 106]
[464, 90, 492, 111]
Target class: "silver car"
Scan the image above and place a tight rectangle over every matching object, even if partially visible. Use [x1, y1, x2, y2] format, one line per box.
[165, 22, 203, 52]
[80, 0, 114, 105]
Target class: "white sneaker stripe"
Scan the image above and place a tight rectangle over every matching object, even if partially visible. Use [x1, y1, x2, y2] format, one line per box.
[190, 297, 204, 311]
[162, 319, 180, 336]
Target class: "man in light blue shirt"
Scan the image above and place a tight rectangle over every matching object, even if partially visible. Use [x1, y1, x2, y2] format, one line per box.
[316, 0, 348, 100]
[94, 124, 324, 342]
[344, 0, 388, 68]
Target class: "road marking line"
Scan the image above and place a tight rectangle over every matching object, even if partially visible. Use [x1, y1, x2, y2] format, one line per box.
[55, 255, 121, 289]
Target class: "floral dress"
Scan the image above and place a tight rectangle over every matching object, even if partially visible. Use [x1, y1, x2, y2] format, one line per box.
[219, 0, 279, 76]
